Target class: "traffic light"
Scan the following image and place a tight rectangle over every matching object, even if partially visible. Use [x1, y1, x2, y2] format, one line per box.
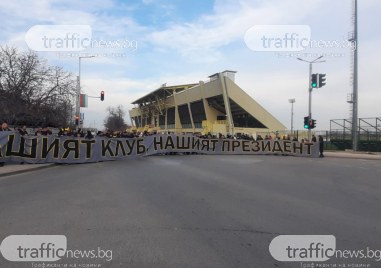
[75, 116, 79, 126]
[304, 116, 310, 129]
[311, 74, 318, 88]
[100, 91, 105, 101]
[309, 119, 316, 129]
[318, 74, 326, 88]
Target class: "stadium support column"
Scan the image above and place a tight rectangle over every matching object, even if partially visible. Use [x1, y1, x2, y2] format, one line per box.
[201, 79, 212, 124]
[175, 106, 181, 133]
[173, 91, 181, 133]
[130, 115, 134, 127]
[188, 103, 195, 131]
[165, 108, 168, 131]
[219, 73, 234, 135]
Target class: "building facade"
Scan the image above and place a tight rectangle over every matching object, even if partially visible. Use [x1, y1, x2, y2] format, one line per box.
[129, 71, 286, 136]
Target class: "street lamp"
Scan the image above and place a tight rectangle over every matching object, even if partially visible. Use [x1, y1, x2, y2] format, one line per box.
[288, 98, 295, 134]
[77, 56, 95, 130]
[297, 56, 325, 141]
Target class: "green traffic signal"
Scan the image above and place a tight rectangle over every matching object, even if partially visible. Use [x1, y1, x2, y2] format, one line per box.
[304, 116, 310, 129]
[311, 74, 318, 88]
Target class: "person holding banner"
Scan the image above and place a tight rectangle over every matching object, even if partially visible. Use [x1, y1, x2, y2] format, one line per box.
[0, 122, 12, 167]
[1, 122, 11, 131]
[18, 125, 28, 136]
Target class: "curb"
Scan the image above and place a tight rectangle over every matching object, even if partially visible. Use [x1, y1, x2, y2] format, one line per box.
[325, 152, 381, 161]
[0, 164, 56, 178]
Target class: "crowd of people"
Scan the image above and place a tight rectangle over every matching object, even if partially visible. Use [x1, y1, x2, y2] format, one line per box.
[1, 122, 325, 162]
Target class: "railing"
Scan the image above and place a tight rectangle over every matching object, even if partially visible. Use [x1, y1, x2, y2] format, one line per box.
[181, 123, 193, 129]
[192, 123, 201, 128]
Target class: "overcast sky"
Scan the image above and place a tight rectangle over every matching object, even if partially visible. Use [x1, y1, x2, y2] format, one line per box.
[1, 0, 380, 130]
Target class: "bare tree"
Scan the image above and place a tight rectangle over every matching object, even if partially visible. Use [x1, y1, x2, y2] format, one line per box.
[104, 105, 128, 131]
[0, 46, 76, 127]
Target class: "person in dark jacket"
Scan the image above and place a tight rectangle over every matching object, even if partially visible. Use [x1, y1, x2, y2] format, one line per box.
[318, 135, 324, 157]
[18, 125, 28, 136]
[85, 130, 94, 139]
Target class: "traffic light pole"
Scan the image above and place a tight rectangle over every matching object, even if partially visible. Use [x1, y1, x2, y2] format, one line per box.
[297, 56, 325, 141]
[308, 62, 312, 141]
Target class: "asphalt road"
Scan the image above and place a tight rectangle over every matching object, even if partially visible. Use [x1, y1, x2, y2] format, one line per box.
[0, 155, 380, 268]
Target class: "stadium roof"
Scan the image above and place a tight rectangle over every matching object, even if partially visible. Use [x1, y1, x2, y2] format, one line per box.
[208, 70, 237, 78]
[132, 83, 198, 105]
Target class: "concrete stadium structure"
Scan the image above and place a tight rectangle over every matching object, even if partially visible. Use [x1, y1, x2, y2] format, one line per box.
[129, 71, 286, 136]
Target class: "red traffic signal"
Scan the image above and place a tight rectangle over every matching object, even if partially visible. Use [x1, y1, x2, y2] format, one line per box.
[100, 91, 105, 101]
[310, 119, 316, 129]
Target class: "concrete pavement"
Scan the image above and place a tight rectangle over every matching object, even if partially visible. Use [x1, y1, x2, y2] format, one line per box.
[0, 155, 380, 268]
[0, 163, 55, 177]
[325, 150, 381, 160]
[0, 150, 379, 178]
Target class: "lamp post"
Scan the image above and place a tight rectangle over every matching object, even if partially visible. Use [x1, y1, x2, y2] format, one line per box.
[77, 56, 95, 130]
[288, 98, 295, 134]
[297, 56, 325, 141]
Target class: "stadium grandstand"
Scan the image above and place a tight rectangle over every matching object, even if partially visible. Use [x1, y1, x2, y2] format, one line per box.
[128, 70, 286, 136]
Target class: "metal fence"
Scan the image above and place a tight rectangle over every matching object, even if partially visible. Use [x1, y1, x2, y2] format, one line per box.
[255, 129, 381, 152]
[327, 117, 381, 152]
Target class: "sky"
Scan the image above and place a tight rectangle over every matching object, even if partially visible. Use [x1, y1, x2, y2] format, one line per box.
[0, 0, 380, 130]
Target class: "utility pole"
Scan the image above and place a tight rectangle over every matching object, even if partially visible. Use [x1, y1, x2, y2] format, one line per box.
[78, 56, 95, 130]
[308, 62, 312, 140]
[288, 99, 295, 134]
[351, 0, 358, 151]
[75, 76, 80, 130]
